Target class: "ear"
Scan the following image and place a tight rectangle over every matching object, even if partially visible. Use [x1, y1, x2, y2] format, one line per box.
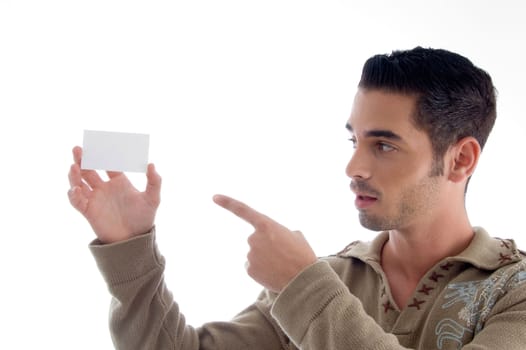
[447, 137, 481, 183]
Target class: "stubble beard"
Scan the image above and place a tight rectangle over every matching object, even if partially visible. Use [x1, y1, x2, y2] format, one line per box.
[358, 170, 441, 232]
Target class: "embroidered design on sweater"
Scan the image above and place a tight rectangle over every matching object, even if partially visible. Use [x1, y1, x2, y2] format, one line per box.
[418, 284, 434, 295]
[440, 262, 454, 271]
[429, 271, 445, 282]
[435, 318, 473, 350]
[442, 279, 493, 329]
[408, 298, 425, 310]
[500, 239, 511, 249]
[335, 241, 359, 256]
[383, 301, 395, 313]
[435, 259, 526, 349]
[498, 252, 513, 264]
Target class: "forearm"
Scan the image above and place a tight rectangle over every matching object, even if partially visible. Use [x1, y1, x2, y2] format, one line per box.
[90, 229, 197, 349]
[271, 261, 409, 350]
[90, 228, 286, 350]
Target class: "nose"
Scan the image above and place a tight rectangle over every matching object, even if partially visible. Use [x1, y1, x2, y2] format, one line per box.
[345, 148, 372, 180]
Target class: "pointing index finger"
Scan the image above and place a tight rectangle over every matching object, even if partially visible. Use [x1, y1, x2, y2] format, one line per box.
[213, 194, 270, 229]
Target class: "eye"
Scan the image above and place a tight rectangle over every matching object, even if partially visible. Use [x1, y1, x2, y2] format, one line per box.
[348, 137, 357, 149]
[376, 142, 396, 153]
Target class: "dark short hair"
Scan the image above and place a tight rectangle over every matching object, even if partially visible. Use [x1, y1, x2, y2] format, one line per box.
[358, 47, 497, 176]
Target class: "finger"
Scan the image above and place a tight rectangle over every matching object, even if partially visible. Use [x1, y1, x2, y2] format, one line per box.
[68, 163, 91, 191]
[72, 146, 104, 188]
[213, 194, 269, 228]
[72, 146, 82, 166]
[68, 163, 82, 188]
[81, 168, 104, 189]
[67, 186, 88, 214]
[145, 164, 162, 206]
[106, 170, 124, 179]
[69, 163, 92, 196]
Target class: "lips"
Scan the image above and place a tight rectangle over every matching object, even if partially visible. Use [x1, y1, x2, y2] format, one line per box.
[357, 194, 377, 201]
[355, 194, 378, 209]
[350, 182, 380, 209]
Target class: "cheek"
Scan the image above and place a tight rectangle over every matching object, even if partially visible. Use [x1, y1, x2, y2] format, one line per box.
[378, 162, 431, 198]
[395, 154, 434, 179]
[376, 161, 416, 186]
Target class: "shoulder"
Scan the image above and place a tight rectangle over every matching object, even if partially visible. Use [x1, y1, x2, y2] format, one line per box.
[493, 256, 526, 292]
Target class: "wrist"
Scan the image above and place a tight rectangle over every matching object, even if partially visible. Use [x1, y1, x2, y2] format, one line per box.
[94, 225, 154, 245]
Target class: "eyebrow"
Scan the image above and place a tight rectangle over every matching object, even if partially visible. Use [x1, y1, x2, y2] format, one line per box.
[345, 123, 403, 141]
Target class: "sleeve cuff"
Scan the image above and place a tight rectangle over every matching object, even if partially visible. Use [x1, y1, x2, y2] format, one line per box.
[89, 227, 165, 287]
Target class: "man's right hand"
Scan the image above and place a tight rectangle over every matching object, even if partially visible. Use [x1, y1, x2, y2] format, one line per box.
[67, 146, 162, 244]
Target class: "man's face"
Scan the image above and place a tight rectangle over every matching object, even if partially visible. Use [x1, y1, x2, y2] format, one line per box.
[346, 89, 444, 232]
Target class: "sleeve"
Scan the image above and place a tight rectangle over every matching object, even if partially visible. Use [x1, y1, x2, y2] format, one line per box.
[89, 228, 290, 350]
[270, 260, 410, 349]
[271, 260, 526, 350]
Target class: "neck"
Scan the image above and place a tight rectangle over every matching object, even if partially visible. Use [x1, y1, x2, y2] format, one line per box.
[381, 208, 474, 283]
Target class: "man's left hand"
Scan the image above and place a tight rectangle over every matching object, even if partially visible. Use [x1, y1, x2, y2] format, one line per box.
[213, 194, 318, 293]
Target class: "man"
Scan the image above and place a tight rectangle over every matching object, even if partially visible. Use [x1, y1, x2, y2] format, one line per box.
[68, 47, 526, 349]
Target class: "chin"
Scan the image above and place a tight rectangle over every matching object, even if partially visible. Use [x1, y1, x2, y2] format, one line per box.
[359, 213, 392, 232]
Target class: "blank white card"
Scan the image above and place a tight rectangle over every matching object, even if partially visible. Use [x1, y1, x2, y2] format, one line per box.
[81, 130, 150, 173]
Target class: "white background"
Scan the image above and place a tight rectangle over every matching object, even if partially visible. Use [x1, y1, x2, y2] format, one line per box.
[1, 1, 525, 348]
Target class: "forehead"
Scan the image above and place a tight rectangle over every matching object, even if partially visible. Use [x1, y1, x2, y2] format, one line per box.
[347, 89, 419, 137]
